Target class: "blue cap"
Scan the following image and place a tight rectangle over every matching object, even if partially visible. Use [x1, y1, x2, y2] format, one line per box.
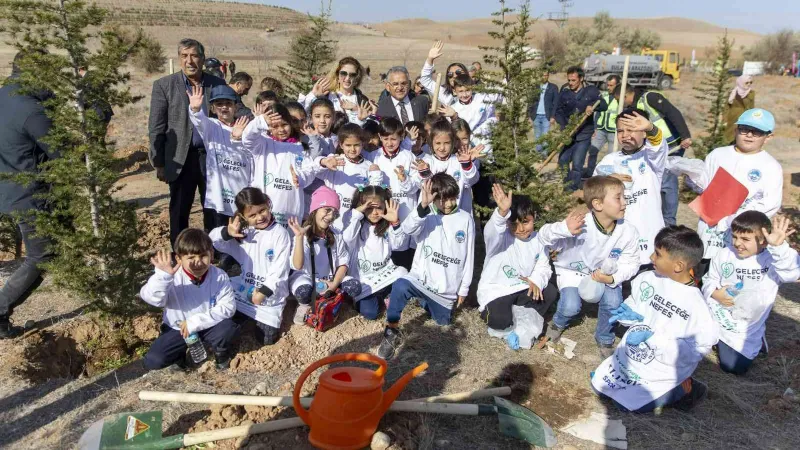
[209, 85, 238, 103]
[735, 108, 775, 133]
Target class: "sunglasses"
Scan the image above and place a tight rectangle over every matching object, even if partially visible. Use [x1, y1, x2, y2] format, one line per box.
[737, 125, 768, 137]
[447, 70, 464, 78]
[338, 70, 358, 79]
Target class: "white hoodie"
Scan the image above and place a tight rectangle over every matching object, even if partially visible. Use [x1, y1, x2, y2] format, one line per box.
[414, 154, 479, 214]
[209, 223, 291, 328]
[591, 271, 718, 411]
[314, 155, 382, 216]
[702, 242, 800, 359]
[370, 148, 421, 251]
[477, 209, 552, 310]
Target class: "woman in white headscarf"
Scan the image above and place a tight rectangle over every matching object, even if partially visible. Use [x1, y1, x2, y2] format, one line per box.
[724, 75, 755, 145]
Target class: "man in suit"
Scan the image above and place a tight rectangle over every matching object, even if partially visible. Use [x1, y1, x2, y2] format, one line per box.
[228, 71, 253, 120]
[148, 38, 227, 247]
[377, 66, 429, 124]
[528, 70, 559, 155]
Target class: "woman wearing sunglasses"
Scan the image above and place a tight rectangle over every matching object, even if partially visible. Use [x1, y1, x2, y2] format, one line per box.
[419, 41, 470, 106]
[303, 56, 374, 125]
[723, 75, 756, 145]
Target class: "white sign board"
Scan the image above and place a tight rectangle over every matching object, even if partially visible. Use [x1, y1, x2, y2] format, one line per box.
[742, 61, 766, 76]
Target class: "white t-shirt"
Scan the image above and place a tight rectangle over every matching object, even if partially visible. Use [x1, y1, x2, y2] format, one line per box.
[697, 146, 783, 259]
[537, 212, 640, 289]
[209, 224, 291, 328]
[290, 230, 351, 286]
[403, 206, 475, 309]
[702, 242, 800, 359]
[315, 156, 381, 216]
[477, 209, 552, 310]
[189, 108, 254, 216]
[595, 135, 668, 265]
[414, 154, 479, 214]
[591, 271, 718, 411]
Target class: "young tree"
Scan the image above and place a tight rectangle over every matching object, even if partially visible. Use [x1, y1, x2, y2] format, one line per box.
[693, 32, 734, 160]
[0, 0, 148, 310]
[478, 0, 575, 225]
[277, 0, 337, 98]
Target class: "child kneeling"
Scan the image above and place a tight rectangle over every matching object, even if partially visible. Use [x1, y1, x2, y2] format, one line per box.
[378, 173, 475, 359]
[210, 188, 291, 346]
[592, 226, 718, 412]
[140, 229, 239, 370]
[703, 212, 800, 375]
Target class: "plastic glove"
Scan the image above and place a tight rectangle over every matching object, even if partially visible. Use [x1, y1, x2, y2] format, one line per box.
[608, 304, 644, 324]
[626, 329, 654, 346]
[505, 331, 520, 350]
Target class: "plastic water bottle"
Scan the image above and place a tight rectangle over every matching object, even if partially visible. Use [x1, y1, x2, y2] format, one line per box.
[184, 332, 207, 364]
[316, 281, 327, 292]
[725, 280, 744, 298]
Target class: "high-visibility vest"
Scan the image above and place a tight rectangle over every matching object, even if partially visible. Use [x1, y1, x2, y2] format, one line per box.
[595, 92, 618, 132]
[637, 91, 677, 145]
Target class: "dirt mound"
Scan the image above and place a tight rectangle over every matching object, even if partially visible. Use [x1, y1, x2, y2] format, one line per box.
[137, 209, 170, 251]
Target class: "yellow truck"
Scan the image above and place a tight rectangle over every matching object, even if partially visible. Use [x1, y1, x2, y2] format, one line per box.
[583, 49, 681, 90]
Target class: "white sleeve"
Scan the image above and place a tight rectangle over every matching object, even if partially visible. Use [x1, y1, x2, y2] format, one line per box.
[483, 209, 509, 257]
[188, 107, 215, 142]
[242, 115, 270, 157]
[646, 138, 669, 182]
[388, 224, 407, 250]
[185, 275, 236, 333]
[529, 247, 552, 291]
[458, 216, 475, 297]
[420, 61, 453, 105]
[334, 235, 350, 270]
[536, 220, 573, 248]
[767, 242, 800, 284]
[701, 255, 724, 300]
[208, 226, 247, 264]
[139, 269, 174, 308]
[401, 206, 428, 239]
[461, 160, 479, 187]
[610, 228, 641, 288]
[303, 91, 318, 113]
[295, 152, 316, 188]
[290, 239, 307, 271]
[340, 209, 364, 248]
[263, 231, 291, 294]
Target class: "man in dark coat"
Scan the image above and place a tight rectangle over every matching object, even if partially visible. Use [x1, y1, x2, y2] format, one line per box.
[228, 71, 253, 120]
[528, 70, 559, 154]
[376, 66, 429, 124]
[148, 38, 227, 247]
[0, 53, 56, 338]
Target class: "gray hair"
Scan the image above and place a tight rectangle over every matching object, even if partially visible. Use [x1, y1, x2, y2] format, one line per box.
[178, 38, 205, 60]
[386, 66, 410, 80]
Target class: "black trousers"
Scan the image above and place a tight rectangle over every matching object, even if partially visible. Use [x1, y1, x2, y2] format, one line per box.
[168, 148, 215, 247]
[143, 319, 239, 370]
[391, 248, 416, 271]
[0, 215, 53, 317]
[481, 284, 559, 331]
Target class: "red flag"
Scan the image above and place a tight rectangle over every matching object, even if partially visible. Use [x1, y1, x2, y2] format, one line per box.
[689, 167, 749, 227]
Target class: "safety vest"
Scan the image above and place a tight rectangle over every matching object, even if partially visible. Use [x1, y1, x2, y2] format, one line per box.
[637, 92, 677, 145]
[595, 92, 618, 132]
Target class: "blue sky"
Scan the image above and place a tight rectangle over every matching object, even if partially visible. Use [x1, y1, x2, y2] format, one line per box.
[240, 0, 798, 34]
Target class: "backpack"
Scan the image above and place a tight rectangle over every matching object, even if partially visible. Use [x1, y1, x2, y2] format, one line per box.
[303, 240, 344, 331]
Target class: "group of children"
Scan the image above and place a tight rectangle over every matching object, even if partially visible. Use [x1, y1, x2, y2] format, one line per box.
[140, 52, 798, 414]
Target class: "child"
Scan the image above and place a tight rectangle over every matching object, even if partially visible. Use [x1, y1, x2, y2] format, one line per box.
[331, 110, 349, 135]
[537, 176, 641, 356]
[259, 77, 284, 99]
[303, 98, 338, 212]
[362, 119, 382, 154]
[412, 119, 481, 214]
[594, 109, 668, 268]
[240, 103, 315, 227]
[287, 186, 361, 324]
[439, 74, 500, 145]
[285, 101, 307, 125]
[703, 212, 799, 375]
[255, 90, 279, 111]
[187, 85, 254, 229]
[478, 185, 552, 342]
[405, 120, 429, 157]
[209, 188, 291, 345]
[140, 229, 239, 370]
[341, 187, 408, 319]
[316, 123, 382, 216]
[420, 40, 469, 106]
[378, 174, 475, 359]
[592, 225, 718, 412]
[697, 109, 782, 272]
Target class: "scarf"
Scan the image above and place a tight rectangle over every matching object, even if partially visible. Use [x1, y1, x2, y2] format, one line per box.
[728, 75, 752, 105]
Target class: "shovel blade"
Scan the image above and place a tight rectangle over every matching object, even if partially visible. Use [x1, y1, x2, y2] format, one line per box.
[78, 410, 166, 449]
[494, 396, 557, 448]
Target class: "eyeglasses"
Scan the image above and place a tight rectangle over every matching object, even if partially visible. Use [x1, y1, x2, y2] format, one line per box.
[338, 70, 358, 79]
[388, 81, 408, 88]
[321, 207, 339, 219]
[737, 126, 768, 137]
[447, 70, 464, 78]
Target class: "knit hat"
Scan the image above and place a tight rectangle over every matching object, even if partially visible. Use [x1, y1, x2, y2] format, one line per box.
[309, 186, 340, 214]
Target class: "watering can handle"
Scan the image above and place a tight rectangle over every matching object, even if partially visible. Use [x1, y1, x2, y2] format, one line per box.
[292, 353, 388, 425]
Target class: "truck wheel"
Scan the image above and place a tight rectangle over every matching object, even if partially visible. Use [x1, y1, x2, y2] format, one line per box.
[659, 76, 673, 90]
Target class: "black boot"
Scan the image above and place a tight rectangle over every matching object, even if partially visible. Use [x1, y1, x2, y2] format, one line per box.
[0, 315, 11, 339]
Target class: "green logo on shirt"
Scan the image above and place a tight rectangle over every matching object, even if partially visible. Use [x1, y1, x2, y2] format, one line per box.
[423, 245, 433, 258]
[264, 173, 275, 186]
[359, 259, 371, 273]
[639, 282, 655, 302]
[503, 265, 519, 279]
[721, 262, 734, 278]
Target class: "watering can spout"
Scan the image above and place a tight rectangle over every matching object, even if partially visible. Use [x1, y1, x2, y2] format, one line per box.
[381, 362, 429, 414]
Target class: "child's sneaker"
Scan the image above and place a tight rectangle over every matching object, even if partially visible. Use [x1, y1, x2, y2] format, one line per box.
[536, 323, 563, 349]
[215, 352, 232, 371]
[597, 342, 615, 359]
[377, 326, 403, 360]
[675, 378, 708, 411]
[294, 304, 311, 325]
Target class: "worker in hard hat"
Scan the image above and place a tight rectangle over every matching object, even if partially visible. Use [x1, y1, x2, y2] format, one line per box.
[585, 74, 621, 177]
[614, 84, 691, 226]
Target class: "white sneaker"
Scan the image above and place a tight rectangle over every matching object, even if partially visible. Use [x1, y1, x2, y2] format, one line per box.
[294, 304, 311, 325]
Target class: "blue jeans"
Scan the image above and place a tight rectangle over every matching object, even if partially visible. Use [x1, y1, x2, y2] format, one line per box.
[660, 171, 679, 226]
[553, 285, 622, 345]
[594, 379, 688, 413]
[717, 340, 754, 375]
[558, 138, 592, 192]
[387, 278, 453, 326]
[532, 114, 551, 154]
[144, 319, 240, 370]
[357, 286, 391, 320]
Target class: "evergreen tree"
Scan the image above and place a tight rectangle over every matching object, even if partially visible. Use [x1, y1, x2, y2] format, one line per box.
[693, 31, 734, 160]
[0, 0, 148, 310]
[277, 0, 337, 98]
[478, 0, 575, 225]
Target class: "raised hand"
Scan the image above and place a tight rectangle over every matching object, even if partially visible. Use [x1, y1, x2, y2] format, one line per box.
[458, 144, 486, 163]
[227, 215, 246, 239]
[253, 101, 269, 117]
[356, 199, 379, 214]
[428, 40, 445, 63]
[618, 111, 654, 133]
[608, 304, 644, 324]
[320, 156, 341, 170]
[492, 183, 512, 216]
[565, 210, 586, 236]
[290, 165, 299, 187]
[407, 125, 420, 142]
[420, 179, 438, 208]
[311, 77, 331, 97]
[438, 104, 457, 118]
[301, 121, 318, 136]
[763, 215, 795, 247]
[394, 165, 407, 182]
[187, 85, 204, 113]
[381, 199, 400, 224]
[357, 100, 372, 121]
[150, 249, 178, 275]
[519, 276, 542, 301]
[288, 216, 310, 238]
[231, 116, 250, 141]
[265, 111, 283, 129]
[412, 159, 430, 174]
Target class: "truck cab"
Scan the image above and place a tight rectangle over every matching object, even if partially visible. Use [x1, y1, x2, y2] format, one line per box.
[641, 49, 680, 88]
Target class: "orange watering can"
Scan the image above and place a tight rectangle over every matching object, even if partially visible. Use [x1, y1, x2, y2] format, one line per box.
[293, 352, 428, 450]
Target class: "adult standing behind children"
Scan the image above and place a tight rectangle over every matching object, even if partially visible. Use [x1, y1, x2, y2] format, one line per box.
[377, 66, 430, 125]
[148, 38, 227, 247]
[228, 72, 253, 120]
[303, 57, 372, 125]
[528, 70, 559, 155]
[723, 76, 756, 145]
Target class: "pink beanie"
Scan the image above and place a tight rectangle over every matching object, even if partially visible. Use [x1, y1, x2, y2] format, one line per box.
[309, 186, 341, 214]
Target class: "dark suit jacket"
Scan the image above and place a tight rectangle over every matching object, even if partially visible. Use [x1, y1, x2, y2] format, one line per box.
[377, 94, 429, 123]
[148, 71, 226, 183]
[527, 82, 559, 120]
[555, 83, 607, 142]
